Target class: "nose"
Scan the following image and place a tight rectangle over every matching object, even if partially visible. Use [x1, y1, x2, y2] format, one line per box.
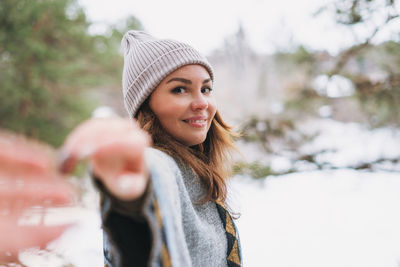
[190, 93, 208, 111]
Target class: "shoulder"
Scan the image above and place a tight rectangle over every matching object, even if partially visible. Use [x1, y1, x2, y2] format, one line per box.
[145, 148, 195, 179]
[145, 147, 181, 176]
[145, 147, 173, 162]
[144, 148, 185, 215]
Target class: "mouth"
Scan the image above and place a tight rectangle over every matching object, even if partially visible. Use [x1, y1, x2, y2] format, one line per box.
[182, 119, 207, 128]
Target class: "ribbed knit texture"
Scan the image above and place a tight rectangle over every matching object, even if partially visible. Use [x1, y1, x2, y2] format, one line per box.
[121, 30, 214, 118]
[99, 148, 229, 267]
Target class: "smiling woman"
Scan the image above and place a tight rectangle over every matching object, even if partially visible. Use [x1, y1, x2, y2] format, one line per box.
[63, 31, 242, 267]
[0, 30, 241, 267]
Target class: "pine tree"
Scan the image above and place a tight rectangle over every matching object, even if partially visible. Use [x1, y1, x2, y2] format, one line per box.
[0, 0, 142, 146]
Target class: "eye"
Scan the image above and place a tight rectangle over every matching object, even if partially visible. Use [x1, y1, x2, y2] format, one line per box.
[201, 87, 213, 94]
[171, 87, 186, 94]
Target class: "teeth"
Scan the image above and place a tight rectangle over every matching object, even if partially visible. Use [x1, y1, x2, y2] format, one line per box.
[186, 120, 206, 123]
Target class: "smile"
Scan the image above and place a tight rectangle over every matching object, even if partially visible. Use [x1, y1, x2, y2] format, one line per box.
[182, 119, 207, 128]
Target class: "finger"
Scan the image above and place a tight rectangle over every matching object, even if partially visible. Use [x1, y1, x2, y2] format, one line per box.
[101, 172, 149, 201]
[57, 150, 79, 174]
[90, 131, 150, 175]
[59, 118, 142, 174]
[0, 178, 76, 210]
[0, 222, 72, 262]
[62, 118, 140, 153]
[0, 132, 56, 178]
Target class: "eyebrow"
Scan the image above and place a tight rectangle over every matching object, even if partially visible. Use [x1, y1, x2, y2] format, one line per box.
[166, 77, 211, 84]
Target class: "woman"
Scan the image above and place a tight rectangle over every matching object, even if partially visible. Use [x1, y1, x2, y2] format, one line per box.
[1, 30, 242, 267]
[62, 31, 242, 267]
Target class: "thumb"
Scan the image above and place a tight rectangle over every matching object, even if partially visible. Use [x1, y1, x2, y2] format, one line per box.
[104, 172, 148, 201]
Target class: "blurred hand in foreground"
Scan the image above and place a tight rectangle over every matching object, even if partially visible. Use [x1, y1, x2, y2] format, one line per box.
[0, 118, 150, 262]
[0, 131, 76, 263]
[60, 118, 151, 201]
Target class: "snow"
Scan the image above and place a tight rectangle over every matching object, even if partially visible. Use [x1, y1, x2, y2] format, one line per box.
[230, 119, 400, 266]
[19, 208, 103, 267]
[17, 120, 400, 267]
[18, 177, 104, 267]
[230, 170, 400, 267]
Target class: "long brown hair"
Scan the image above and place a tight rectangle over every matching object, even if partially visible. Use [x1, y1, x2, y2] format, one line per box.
[136, 99, 238, 203]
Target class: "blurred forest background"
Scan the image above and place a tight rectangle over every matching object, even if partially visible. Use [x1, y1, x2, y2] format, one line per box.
[0, 0, 399, 175]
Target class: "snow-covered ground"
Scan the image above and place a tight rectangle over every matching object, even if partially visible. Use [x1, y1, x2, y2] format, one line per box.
[19, 177, 104, 267]
[18, 120, 400, 267]
[230, 119, 400, 267]
[230, 170, 400, 267]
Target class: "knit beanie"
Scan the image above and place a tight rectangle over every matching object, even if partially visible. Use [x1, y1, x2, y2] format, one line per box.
[121, 30, 215, 118]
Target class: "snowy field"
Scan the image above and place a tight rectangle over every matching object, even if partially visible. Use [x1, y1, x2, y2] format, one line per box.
[231, 170, 400, 267]
[17, 120, 400, 267]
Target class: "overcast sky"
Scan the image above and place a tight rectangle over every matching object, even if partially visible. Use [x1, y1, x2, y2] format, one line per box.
[78, 0, 400, 55]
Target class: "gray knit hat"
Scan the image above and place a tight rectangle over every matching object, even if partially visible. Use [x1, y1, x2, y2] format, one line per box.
[121, 30, 214, 118]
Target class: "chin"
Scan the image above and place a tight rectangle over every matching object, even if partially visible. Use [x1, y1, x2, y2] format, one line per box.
[184, 135, 207, 147]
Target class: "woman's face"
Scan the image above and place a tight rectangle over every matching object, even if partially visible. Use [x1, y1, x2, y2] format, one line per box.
[149, 64, 217, 146]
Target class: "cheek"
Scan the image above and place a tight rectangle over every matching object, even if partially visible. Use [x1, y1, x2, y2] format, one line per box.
[157, 102, 185, 118]
[151, 101, 186, 129]
[150, 94, 177, 117]
[208, 99, 217, 117]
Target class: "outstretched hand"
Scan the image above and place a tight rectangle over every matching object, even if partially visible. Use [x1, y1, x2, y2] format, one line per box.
[0, 131, 75, 263]
[0, 118, 150, 263]
[60, 117, 151, 201]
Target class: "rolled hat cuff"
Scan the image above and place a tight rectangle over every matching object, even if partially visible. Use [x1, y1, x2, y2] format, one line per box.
[123, 46, 214, 118]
